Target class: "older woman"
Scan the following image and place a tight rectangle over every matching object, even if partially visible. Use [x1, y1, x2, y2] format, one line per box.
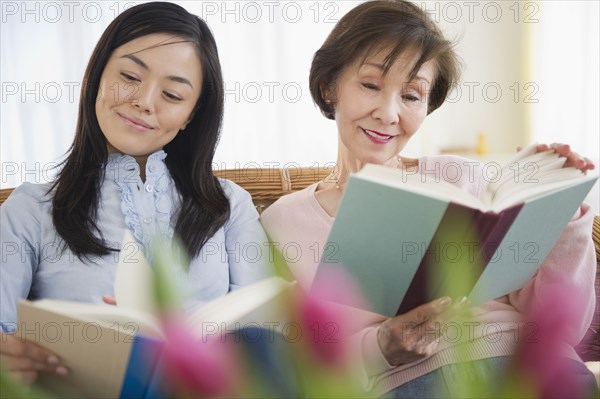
[260, 1, 597, 397]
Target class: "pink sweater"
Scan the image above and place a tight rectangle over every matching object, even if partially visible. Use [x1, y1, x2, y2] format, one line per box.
[260, 155, 597, 396]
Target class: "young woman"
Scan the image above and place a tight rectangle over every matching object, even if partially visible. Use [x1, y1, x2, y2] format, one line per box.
[260, 1, 597, 397]
[0, 2, 269, 384]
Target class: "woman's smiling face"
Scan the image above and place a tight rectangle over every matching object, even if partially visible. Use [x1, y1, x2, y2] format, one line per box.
[332, 48, 435, 165]
[95, 33, 203, 157]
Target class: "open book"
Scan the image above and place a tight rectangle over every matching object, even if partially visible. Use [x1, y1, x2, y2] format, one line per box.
[17, 233, 292, 398]
[311, 144, 597, 317]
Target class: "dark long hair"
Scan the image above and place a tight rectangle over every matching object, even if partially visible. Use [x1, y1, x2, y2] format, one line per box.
[51, 2, 228, 260]
[310, 0, 461, 119]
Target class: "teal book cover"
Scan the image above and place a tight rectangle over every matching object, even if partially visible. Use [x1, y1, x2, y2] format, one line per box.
[312, 165, 597, 317]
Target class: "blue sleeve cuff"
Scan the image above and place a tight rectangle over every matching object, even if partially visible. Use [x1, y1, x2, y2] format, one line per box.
[0, 322, 17, 334]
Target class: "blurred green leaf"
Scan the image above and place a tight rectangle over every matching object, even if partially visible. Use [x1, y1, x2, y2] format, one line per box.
[149, 235, 188, 314]
[0, 363, 57, 399]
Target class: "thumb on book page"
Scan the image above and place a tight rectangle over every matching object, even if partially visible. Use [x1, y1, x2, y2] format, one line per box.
[400, 296, 452, 325]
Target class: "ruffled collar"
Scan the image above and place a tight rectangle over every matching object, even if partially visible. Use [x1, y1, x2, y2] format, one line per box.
[106, 150, 167, 182]
[105, 150, 175, 259]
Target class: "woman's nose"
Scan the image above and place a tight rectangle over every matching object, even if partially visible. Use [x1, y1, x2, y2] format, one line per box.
[372, 95, 400, 125]
[129, 84, 155, 114]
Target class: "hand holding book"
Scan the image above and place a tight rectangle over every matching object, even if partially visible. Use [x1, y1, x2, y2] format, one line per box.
[311, 143, 598, 317]
[524, 143, 595, 173]
[0, 332, 68, 384]
[376, 296, 471, 366]
[14, 233, 293, 398]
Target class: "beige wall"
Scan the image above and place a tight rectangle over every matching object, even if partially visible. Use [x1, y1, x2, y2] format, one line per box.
[407, 1, 529, 157]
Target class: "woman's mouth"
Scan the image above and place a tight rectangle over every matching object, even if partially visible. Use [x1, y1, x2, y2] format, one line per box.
[362, 128, 394, 144]
[118, 113, 154, 132]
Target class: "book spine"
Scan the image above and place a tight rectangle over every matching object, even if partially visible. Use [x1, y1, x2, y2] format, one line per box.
[395, 203, 522, 315]
[144, 354, 170, 399]
[474, 205, 523, 266]
[119, 335, 164, 398]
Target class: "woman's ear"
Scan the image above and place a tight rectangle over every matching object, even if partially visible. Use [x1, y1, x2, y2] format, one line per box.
[321, 83, 334, 104]
[321, 83, 337, 119]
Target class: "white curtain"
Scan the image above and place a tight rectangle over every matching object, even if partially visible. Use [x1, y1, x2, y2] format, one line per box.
[1, 4, 105, 187]
[2, 0, 598, 214]
[529, 1, 600, 212]
[0, 1, 363, 188]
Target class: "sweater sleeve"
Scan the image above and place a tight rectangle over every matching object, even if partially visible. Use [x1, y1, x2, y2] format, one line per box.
[221, 180, 272, 290]
[507, 203, 597, 345]
[350, 325, 395, 390]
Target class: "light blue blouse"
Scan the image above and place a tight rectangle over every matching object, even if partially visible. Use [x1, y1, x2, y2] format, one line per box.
[0, 151, 271, 332]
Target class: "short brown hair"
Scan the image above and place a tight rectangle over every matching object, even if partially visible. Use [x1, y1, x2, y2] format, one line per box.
[309, 0, 461, 119]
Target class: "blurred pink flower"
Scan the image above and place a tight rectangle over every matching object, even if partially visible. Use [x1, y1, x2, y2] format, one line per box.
[516, 283, 587, 398]
[297, 265, 368, 365]
[160, 316, 239, 397]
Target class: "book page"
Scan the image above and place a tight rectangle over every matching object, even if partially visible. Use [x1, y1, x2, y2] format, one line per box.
[114, 230, 158, 316]
[184, 277, 293, 339]
[17, 300, 139, 398]
[356, 164, 485, 210]
[357, 149, 590, 214]
[484, 146, 587, 210]
[26, 299, 163, 338]
[483, 150, 560, 203]
[490, 173, 591, 212]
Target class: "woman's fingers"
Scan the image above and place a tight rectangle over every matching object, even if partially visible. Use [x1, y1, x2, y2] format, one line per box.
[534, 142, 596, 173]
[102, 295, 117, 306]
[0, 333, 69, 384]
[536, 143, 550, 153]
[404, 296, 452, 324]
[2, 334, 56, 365]
[1, 353, 52, 372]
[583, 157, 595, 170]
[378, 296, 461, 365]
[419, 297, 471, 345]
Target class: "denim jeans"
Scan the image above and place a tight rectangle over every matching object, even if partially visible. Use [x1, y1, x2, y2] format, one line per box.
[381, 356, 598, 399]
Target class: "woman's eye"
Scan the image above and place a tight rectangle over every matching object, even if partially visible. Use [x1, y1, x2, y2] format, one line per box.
[402, 94, 420, 102]
[120, 73, 139, 82]
[361, 83, 379, 90]
[164, 92, 182, 101]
